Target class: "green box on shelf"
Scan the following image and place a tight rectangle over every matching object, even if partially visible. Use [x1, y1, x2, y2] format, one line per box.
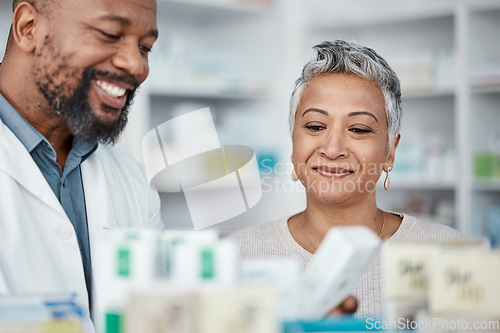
[495, 155, 500, 179]
[474, 152, 494, 178]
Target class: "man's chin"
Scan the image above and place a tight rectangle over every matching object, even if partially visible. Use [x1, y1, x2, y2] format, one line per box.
[68, 97, 131, 144]
[67, 115, 125, 144]
[92, 105, 124, 124]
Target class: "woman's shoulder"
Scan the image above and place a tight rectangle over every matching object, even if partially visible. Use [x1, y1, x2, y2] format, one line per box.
[394, 213, 463, 242]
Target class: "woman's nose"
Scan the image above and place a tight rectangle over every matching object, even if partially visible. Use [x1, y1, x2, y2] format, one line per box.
[318, 129, 349, 159]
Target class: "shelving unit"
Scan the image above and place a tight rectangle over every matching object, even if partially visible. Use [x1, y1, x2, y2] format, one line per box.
[297, 0, 458, 230]
[2, 0, 500, 239]
[296, 0, 500, 238]
[156, 0, 274, 19]
[148, 86, 271, 100]
[123, 0, 300, 233]
[103, 0, 500, 237]
[466, 4, 500, 238]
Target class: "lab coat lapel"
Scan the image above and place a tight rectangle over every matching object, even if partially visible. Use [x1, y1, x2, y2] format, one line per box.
[0, 120, 67, 219]
[81, 148, 119, 237]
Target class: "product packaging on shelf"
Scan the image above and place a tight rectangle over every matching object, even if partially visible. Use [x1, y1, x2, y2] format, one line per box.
[384, 238, 493, 328]
[93, 229, 159, 333]
[93, 229, 240, 333]
[238, 259, 301, 320]
[429, 247, 500, 318]
[124, 285, 277, 333]
[384, 240, 435, 321]
[0, 293, 84, 333]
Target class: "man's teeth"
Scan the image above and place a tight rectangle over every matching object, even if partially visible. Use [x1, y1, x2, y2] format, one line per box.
[96, 80, 126, 97]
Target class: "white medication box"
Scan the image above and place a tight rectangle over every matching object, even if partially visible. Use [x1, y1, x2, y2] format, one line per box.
[298, 225, 380, 319]
[239, 259, 301, 320]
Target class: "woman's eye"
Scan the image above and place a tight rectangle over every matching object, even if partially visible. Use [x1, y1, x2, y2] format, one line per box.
[304, 124, 325, 132]
[350, 127, 372, 134]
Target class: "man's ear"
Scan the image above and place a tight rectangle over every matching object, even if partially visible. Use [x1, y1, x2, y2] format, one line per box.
[12, 2, 41, 53]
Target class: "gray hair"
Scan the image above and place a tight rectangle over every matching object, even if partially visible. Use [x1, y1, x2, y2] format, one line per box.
[289, 40, 402, 148]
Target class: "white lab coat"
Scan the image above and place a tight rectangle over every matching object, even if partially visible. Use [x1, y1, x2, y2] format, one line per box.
[0, 118, 164, 331]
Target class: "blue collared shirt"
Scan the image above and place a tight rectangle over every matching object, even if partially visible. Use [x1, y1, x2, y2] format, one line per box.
[0, 93, 97, 311]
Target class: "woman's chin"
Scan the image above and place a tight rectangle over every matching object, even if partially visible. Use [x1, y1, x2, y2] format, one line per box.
[307, 191, 354, 206]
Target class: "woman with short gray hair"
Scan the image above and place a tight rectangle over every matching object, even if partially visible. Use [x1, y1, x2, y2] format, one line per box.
[290, 40, 402, 149]
[229, 40, 461, 316]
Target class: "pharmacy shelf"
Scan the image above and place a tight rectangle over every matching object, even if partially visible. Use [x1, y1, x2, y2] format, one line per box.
[121, 0, 500, 236]
[386, 180, 457, 191]
[468, 0, 500, 12]
[467, 4, 500, 237]
[402, 89, 455, 100]
[157, 0, 275, 21]
[296, 0, 500, 238]
[304, 0, 456, 30]
[472, 180, 500, 192]
[305, 0, 500, 29]
[124, 0, 295, 230]
[148, 86, 272, 101]
[471, 86, 500, 96]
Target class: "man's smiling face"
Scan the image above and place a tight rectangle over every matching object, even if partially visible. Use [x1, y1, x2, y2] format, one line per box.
[32, 0, 158, 143]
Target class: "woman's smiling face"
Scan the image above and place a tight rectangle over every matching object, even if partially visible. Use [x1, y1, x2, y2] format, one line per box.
[292, 72, 398, 205]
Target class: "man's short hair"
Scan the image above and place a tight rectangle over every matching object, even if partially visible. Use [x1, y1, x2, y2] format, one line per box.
[12, 0, 23, 12]
[12, 0, 55, 14]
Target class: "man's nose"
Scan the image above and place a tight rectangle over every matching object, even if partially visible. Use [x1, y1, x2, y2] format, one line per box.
[111, 41, 149, 82]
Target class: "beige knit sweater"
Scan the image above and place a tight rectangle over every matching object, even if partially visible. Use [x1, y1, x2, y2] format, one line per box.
[228, 214, 462, 317]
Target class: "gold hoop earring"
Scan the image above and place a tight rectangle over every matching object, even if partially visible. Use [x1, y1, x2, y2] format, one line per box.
[384, 166, 392, 191]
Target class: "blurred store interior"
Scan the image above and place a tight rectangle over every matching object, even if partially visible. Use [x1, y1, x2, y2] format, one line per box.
[2, 0, 500, 243]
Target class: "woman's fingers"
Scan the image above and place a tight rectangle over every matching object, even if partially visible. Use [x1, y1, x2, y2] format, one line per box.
[328, 295, 358, 316]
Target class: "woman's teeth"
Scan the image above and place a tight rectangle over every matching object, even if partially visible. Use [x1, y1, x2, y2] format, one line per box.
[96, 80, 126, 98]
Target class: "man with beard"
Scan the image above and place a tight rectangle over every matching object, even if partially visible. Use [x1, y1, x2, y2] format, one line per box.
[0, 0, 163, 328]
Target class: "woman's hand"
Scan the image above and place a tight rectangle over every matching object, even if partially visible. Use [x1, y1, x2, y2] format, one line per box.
[327, 295, 358, 316]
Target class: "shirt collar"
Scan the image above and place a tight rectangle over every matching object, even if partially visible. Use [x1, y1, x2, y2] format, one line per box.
[73, 135, 98, 163]
[0, 92, 46, 153]
[0, 92, 98, 159]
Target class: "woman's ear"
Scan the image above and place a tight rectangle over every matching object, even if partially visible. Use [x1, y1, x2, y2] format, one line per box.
[12, 2, 41, 53]
[385, 134, 401, 168]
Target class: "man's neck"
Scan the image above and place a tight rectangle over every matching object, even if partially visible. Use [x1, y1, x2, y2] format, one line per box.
[23, 109, 74, 171]
[0, 71, 74, 170]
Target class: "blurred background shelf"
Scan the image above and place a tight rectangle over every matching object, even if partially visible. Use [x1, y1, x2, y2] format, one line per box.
[158, 0, 275, 20]
[402, 89, 455, 100]
[305, 0, 459, 29]
[298, 0, 500, 241]
[472, 180, 500, 192]
[383, 180, 457, 191]
[2, 0, 500, 240]
[148, 86, 273, 101]
[471, 86, 500, 95]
